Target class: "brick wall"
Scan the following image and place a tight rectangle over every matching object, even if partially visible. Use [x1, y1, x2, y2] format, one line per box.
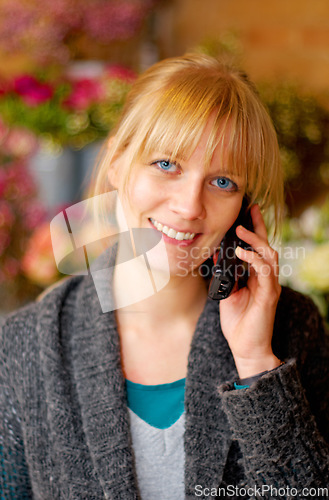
[156, 0, 329, 93]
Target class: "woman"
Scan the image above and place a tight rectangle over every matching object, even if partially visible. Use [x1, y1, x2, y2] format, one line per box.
[1, 54, 329, 499]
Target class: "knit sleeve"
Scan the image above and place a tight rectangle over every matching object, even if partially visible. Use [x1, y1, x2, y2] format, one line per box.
[219, 291, 329, 492]
[0, 317, 33, 499]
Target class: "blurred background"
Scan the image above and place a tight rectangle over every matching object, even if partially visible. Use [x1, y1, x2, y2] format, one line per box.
[0, 0, 328, 320]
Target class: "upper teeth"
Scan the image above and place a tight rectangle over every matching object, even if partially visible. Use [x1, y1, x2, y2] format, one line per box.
[150, 218, 195, 241]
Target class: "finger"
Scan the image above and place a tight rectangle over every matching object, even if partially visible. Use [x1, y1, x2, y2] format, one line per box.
[236, 246, 280, 286]
[235, 246, 281, 295]
[236, 225, 279, 265]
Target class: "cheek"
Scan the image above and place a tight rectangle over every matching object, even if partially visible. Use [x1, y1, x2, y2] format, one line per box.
[120, 174, 160, 227]
[212, 204, 241, 234]
[208, 199, 243, 241]
[127, 173, 161, 210]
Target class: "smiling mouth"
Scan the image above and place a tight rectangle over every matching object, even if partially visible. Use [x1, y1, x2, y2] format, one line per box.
[149, 218, 196, 241]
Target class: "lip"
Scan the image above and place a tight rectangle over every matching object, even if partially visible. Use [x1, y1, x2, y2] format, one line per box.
[148, 218, 201, 246]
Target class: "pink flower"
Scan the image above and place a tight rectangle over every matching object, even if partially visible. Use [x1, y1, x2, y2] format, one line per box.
[0, 78, 9, 97]
[13, 75, 53, 106]
[2, 256, 20, 279]
[0, 201, 15, 228]
[22, 201, 46, 230]
[0, 119, 8, 140]
[63, 78, 104, 111]
[82, 2, 146, 43]
[3, 127, 38, 158]
[0, 170, 7, 198]
[5, 161, 37, 198]
[0, 230, 11, 257]
[106, 64, 137, 83]
[21, 223, 59, 286]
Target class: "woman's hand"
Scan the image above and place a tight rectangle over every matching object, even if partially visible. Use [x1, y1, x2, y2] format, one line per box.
[219, 204, 282, 379]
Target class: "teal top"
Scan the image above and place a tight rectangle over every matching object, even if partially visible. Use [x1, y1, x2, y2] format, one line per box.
[125, 378, 186, 429]
[125, 376, 252, 430]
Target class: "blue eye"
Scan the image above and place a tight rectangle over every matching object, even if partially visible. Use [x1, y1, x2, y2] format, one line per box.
[154, 160, 178, 172]
[211, 177, 237, 191]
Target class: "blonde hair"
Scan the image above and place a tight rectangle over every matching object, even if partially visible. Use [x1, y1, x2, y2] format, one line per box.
[89, 53, 284, 235]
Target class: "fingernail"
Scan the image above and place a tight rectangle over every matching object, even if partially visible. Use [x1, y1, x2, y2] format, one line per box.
[235, 246, 243, 257]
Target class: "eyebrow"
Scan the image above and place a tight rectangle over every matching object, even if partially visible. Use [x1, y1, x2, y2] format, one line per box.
[146, 149, 186, 161]
[162, 151, 187, 162]
[148, 151, 245, 180]
[210, 168, 243, 178]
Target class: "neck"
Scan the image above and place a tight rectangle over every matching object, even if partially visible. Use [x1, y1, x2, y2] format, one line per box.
[113, 259, 208, 330]
[112, 244, 209, 384]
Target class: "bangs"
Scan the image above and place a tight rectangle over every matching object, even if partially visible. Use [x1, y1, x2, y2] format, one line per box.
[90, 53, 284, 237]
[120, 70, 253, 183]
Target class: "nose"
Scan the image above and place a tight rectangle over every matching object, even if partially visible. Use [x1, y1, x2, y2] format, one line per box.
[168, 176, 206, 220]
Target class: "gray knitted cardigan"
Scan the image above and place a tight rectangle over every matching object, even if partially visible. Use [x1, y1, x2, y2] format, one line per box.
[1, 274, 329, 499]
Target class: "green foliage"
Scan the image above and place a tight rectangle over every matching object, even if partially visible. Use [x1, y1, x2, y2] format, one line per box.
[258, 83, 329, 186]
[0, 84, 69, 141]
[0, 69, 134, 149]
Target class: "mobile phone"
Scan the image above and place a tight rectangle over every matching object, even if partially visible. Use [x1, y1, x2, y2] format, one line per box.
[208, 197, 254, 300]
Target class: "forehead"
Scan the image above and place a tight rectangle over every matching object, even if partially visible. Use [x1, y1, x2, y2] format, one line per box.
[138, 111, 248, 179]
